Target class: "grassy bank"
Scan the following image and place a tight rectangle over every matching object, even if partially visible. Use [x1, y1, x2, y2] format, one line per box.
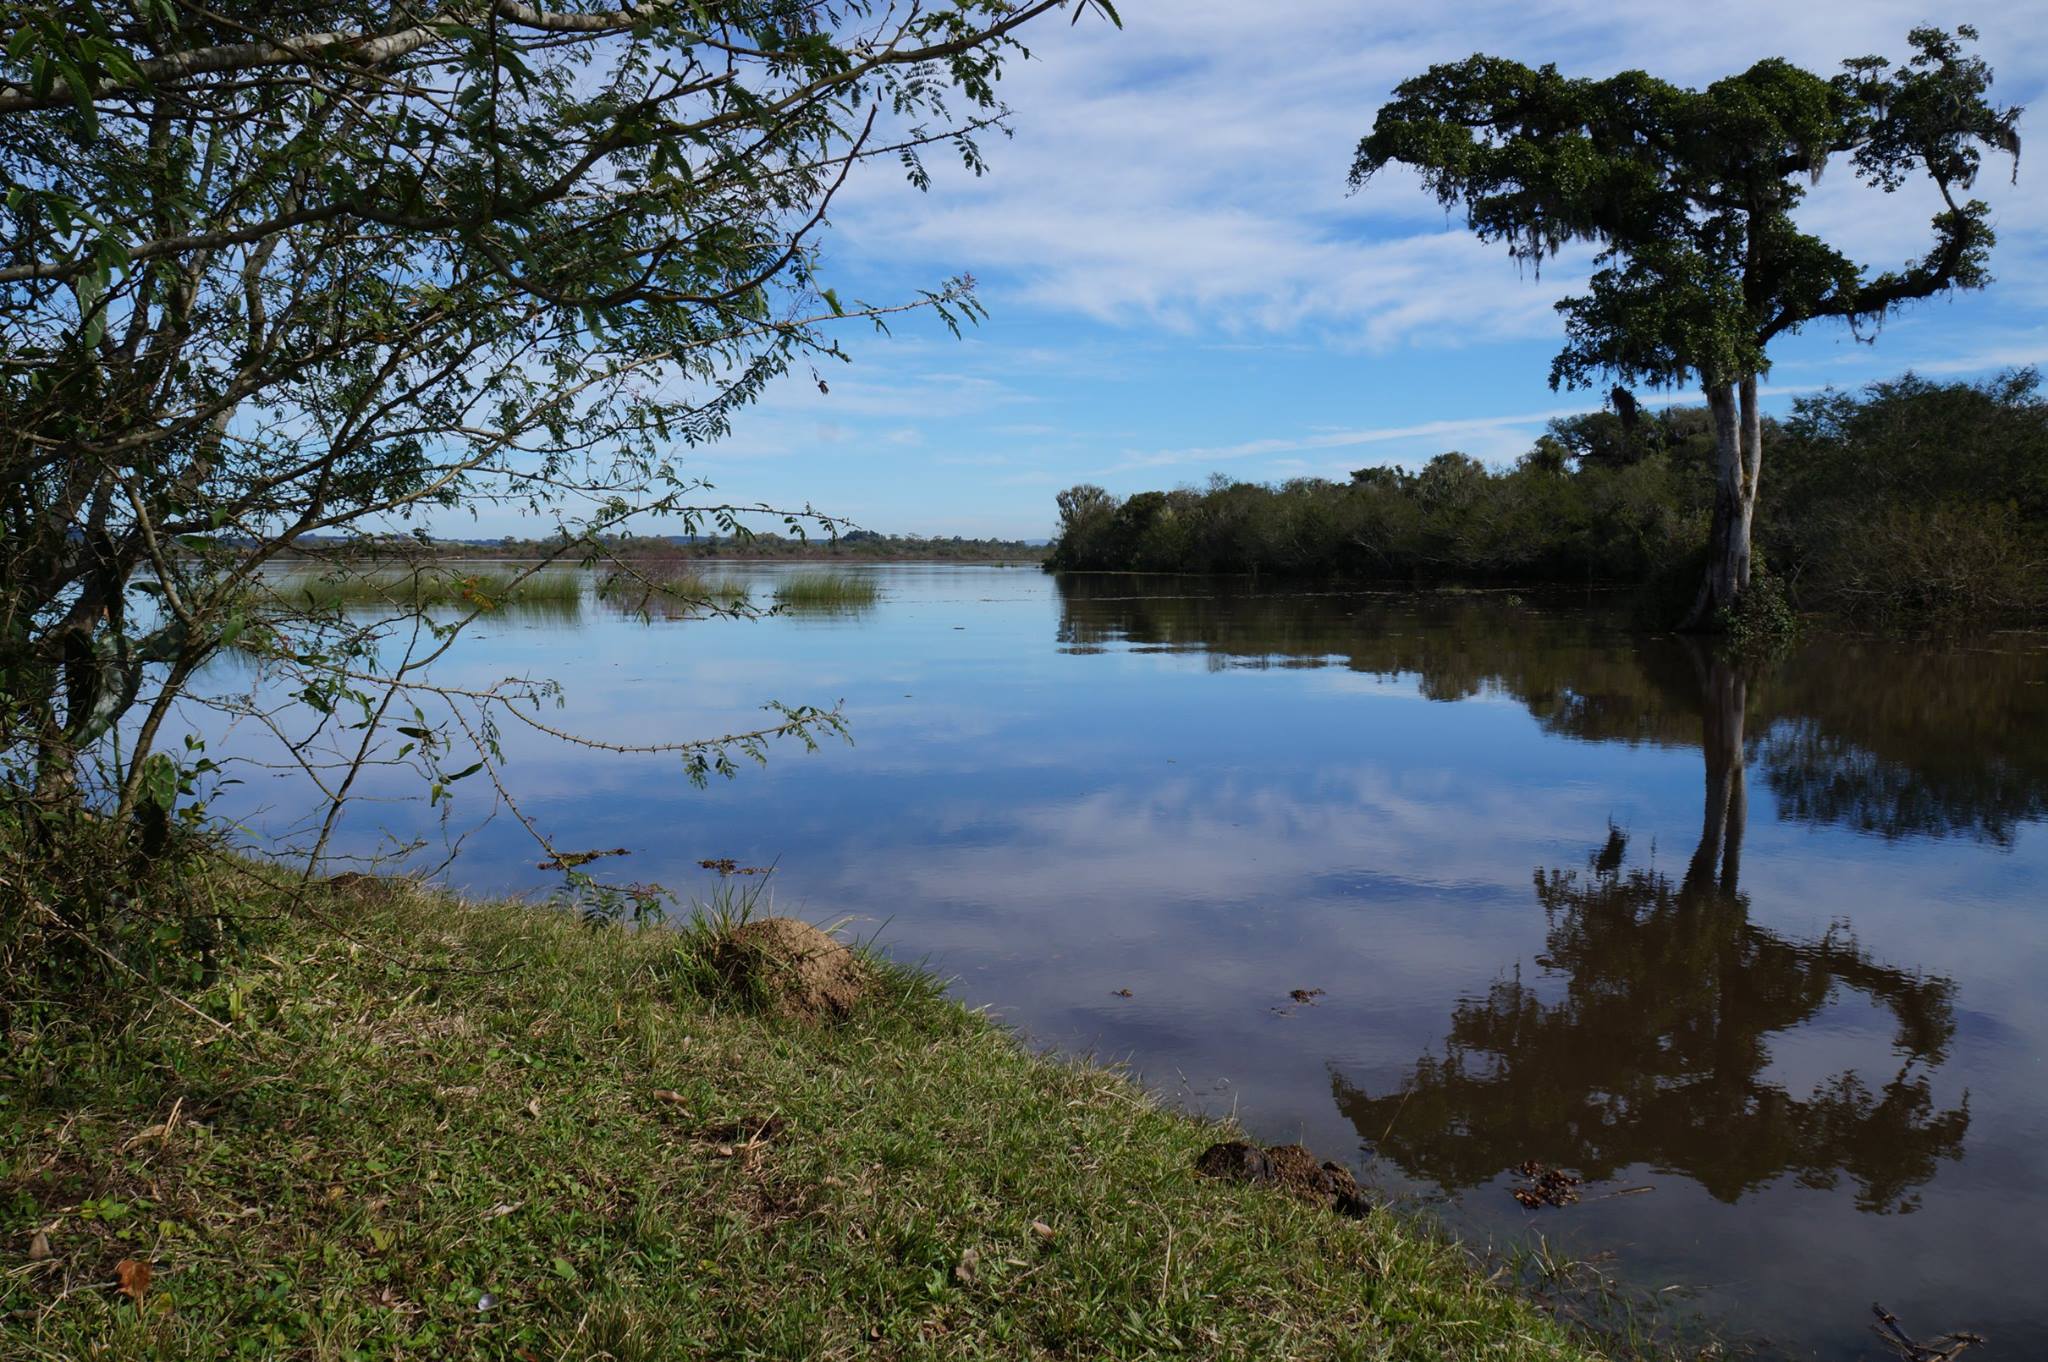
[2, 875, 1622, 1361]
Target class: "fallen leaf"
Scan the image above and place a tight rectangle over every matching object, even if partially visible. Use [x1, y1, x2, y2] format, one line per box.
[1029, 1220, 1055, 1241]
[27, 1230, 51, 1261]
[649, 1089, 689, 1107]
[115, 1258, 151, 1302]
[525, 1096, 542, 1119]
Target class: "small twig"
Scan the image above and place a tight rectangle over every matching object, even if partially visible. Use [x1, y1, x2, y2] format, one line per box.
[1376, 1088, 1413, 1146]
[1871, 1302, 1986, 1360]
[1580, 1185, 1655, 1202]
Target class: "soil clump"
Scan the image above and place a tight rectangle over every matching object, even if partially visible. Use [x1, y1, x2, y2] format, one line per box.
[706, 917, 870, 1021]
[1196, 1140, 1373, 1218]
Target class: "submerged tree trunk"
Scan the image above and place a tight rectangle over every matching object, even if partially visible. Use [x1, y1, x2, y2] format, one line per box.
[1684, 375, 1764, 630]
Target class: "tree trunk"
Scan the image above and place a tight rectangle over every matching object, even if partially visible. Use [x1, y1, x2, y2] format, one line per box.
[1683, 375, 1764, 630]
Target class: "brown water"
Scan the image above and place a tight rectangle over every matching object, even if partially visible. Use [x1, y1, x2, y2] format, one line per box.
[204, 566, 2048, 1359]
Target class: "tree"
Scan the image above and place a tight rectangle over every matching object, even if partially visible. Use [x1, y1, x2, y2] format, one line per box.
[0, 0, 1118, 980]
[1352, 26, 2021, 627]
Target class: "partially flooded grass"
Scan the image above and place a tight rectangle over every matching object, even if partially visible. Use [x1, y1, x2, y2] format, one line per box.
[598, 566, 754, 619]
[271, 566, 584, 616]
[0, 870, 1633, 1361]
[1497, 1234, 1741, 1361]
[773, 569, 880, 614]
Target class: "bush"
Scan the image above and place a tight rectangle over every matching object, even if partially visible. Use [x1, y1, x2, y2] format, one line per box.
[1799, 501, 2045, 625]
[0, 811, 230, 1023]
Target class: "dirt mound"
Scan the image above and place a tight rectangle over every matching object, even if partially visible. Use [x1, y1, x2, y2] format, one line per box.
[324, 871, 402, 902]
[1195, 1140, 1373, 1218]
[705, 918, 870, 1021]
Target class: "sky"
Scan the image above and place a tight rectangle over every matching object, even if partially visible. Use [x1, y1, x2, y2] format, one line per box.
[557, 1, 2048, 542]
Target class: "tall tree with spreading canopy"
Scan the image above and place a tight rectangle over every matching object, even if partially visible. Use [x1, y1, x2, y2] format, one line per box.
[0, 0, 1117, 984]
[1351, 27, 2021, 627]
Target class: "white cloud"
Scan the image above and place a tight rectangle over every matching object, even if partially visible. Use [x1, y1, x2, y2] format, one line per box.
[832, 0, 2045, 348]
[423, 2, 2048, 534]
[1109, 404, 1594, 473]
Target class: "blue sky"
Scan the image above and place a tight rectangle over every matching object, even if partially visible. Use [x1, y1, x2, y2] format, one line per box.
[590, 2, 2048, 541]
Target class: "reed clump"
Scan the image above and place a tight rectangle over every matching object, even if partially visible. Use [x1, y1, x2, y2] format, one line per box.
[772, 570, 880, 613]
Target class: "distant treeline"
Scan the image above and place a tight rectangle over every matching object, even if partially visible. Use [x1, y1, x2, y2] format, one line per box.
[1047, 371, 2048, 625]
[566, 530, 1047, 563]
[288, 529, 1048, 564]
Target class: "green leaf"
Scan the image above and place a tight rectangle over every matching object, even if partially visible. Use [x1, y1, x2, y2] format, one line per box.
[137, 753, 179, 812]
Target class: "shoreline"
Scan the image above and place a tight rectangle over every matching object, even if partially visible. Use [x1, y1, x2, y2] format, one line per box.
[2, 870, 1645, 1359]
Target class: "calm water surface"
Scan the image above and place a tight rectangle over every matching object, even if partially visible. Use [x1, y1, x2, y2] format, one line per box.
[203, 564, 2048, 1360]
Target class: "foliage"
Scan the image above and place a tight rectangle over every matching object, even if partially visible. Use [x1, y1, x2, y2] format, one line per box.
[1769, 369, 2048, 623]
[0, 0, 1115, 995]
[1048, 430, 1710, 584]
[1047, 369, 2048, 628]
[1353, 27, 2019, 392]
[0, 801, 231, 1024]
[1714, 560, 1798, 652]
[0, 871, 1621, 1362]
[1350, 27, 2022, 623]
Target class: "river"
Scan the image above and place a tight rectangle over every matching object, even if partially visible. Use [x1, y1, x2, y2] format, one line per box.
[196, 563, 2048, 1360]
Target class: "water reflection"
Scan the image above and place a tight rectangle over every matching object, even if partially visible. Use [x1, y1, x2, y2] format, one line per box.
[1062, 579, 1987, 1214]
[1333, 720, 1970, 1213]
[1055, 576, 2048, 848]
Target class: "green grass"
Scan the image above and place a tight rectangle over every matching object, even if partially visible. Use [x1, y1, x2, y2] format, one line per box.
[0, 874, 1630, 1361]
[773, 570, 880, 614]
[270, 567, 584, 616]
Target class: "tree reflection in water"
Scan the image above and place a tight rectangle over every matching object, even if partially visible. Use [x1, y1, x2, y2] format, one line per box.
[1051, 579, 2035, 1211]
[1331, 647, 1969, 1213]
[1054, 576, 2048, 847]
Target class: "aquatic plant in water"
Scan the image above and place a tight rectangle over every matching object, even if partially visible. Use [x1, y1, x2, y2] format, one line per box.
[773, 571, 880, 614]
[273, 567, 583, 614]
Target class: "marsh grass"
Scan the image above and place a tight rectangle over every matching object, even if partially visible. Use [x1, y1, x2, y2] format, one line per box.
[1498, 1235, 1740, 1361]
[0, 871, 1641, 1362]
[598, 567, 753, 619]
[272, 566, 584, 616]
[773, 569, 880, 614]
